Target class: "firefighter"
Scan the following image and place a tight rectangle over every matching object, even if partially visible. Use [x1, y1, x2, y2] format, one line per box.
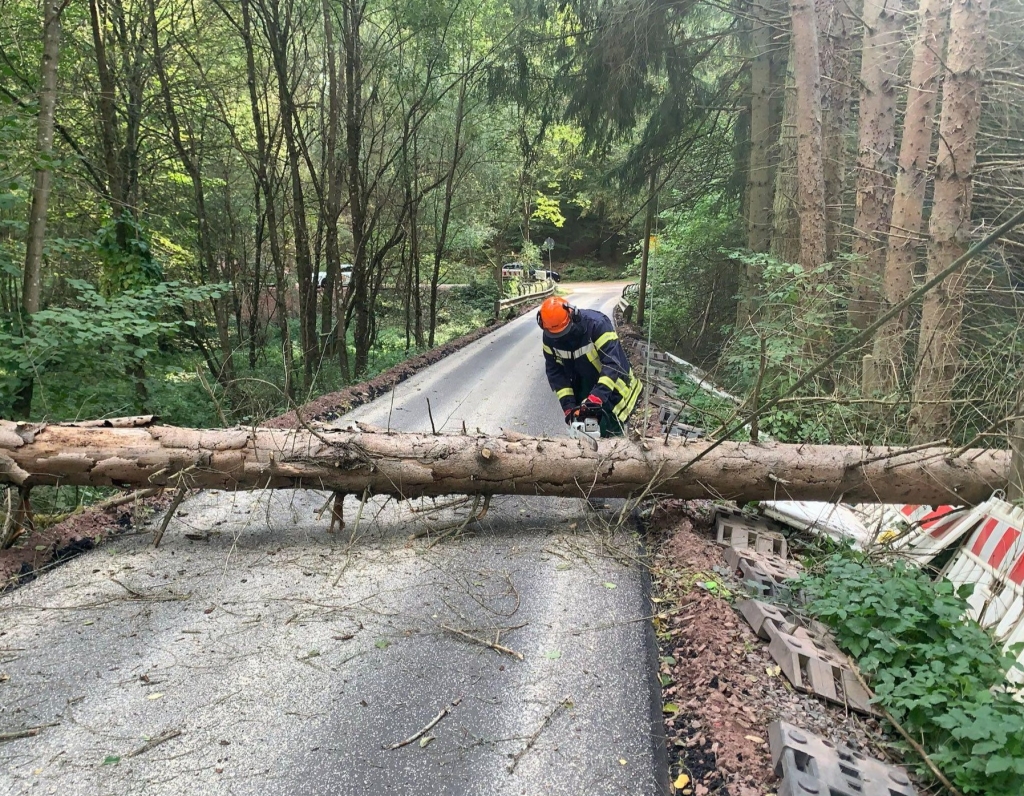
[537, 295, 643, 437]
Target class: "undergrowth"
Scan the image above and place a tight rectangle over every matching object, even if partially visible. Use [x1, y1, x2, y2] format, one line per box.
[796, 553, 1024, 796]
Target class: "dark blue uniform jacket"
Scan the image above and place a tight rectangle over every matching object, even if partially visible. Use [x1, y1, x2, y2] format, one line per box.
[542, 308, 643, 422]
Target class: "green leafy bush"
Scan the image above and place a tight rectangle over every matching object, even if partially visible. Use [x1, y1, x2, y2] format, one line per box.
[625, 193, 742, 360]
[447, 279, 499, 317]
[0, 279, 225, 416]
[797, 553, 1024, 795]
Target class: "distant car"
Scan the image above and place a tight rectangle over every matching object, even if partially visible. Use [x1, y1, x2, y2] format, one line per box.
[531, 268, 561, 283]
[317, 265, 354, 289]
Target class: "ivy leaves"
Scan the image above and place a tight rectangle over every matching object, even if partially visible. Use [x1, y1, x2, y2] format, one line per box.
[796, 554, 1024, 795]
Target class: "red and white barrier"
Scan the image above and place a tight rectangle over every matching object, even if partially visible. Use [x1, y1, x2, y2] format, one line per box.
[942, 497, 1024, 688]
[878, 502, 986, 563]
[763, 498, 979, 562]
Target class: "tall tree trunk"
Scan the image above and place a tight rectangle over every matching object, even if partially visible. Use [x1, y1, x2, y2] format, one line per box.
[88, 0, 121, 220]
[848, 0, 904, 329]
[320, 0, 343, 357]
[909, 0, 990, 441]
[746, 2, 774, 255]
[771, 46, 800, 264]
[870, 0, 950, 391]
[819, 0, 853, 261]
[239, 0, 294, 399]
[343, 0, 371, 377]
[264, 0, 317, 389]
[249, 197, 266, 371]
[741, 0, 783, 329]
[88, 0, 148, 409]
[13, 0, 62, 418]
[428, 75, 468, 348]
[789, 0, 828, 272]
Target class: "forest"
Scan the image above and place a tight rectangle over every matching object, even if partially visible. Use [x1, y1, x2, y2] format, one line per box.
[0, 0, 1021, 452]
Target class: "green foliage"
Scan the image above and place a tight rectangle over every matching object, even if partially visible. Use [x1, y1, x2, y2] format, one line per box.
[626, 193, 742, 358]
[560, 256, 622, 281]
[449, 279, 499, 315]
[532, 192, 566, 228]
[667, 379, 747, 438]
[797, 553, 1024, 795]
[94, 216, 164, 295]
[719, 252, 885, 444]
[0, 280, 224, 416]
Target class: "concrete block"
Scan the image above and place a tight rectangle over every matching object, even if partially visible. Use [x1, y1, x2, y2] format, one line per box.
[769, 720, 915, 795]
[736, 599, 789, 639]
[724, 548, 801, 601]
[715, 512, 788, 559]
[765, 623, 876, 715]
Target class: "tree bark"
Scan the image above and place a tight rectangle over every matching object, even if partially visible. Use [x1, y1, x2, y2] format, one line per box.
[428, 74, 468, 348]
[870, 0, 950, 391]
[817, 0, 853, 262]
[0, 419, 1008, 505]
[320, 0, 343, 357]
[848, 0, 904, 330]
[746, 1, 775, 255]
[770, 45, 800, 265]
[909, 0, 990, 442]
[14, 0, 63, 418]
[789, 0, 828, 272]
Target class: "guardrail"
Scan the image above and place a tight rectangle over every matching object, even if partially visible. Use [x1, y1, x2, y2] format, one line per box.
[495, 278, 554, 316]
[616, 282, 638, 322]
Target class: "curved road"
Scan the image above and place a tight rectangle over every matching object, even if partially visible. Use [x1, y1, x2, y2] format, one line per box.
[0, 282, 667, 795]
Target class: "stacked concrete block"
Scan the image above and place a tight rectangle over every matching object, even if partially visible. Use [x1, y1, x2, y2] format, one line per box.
[723, 546, 801, 600]
[769, 721, 916, 796]
[715, 509, 789, 559]
[735, 599, 874, 714]
[765, 623, 876, 714]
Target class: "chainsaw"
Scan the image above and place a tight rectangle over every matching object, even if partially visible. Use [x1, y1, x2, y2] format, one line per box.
[568, 415, 601, 451]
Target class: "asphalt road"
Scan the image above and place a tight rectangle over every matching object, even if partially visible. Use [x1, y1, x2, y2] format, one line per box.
[0, 282, 668, 795]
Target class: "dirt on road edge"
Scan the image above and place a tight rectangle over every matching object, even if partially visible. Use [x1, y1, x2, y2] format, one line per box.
[647, 500, 909, 795]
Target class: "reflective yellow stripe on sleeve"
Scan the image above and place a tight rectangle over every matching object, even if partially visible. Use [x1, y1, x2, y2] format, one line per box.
[598, 373, 643, 420]
[556, 387, 574, 400]
[594, 331, 618, 350]
[613, 376, 643, 420]
[543, 344, 554, 355]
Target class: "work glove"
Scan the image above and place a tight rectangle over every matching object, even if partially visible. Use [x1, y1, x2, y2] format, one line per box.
[580, 395, 604, 417]
[563, 405, 579, 424]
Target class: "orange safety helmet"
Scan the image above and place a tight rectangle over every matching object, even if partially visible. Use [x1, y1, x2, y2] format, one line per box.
[536, 296, 576, 337]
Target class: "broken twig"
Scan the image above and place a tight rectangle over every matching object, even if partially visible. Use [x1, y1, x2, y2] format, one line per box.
[426, 397, 437, 435]
[441, 624, 524, 660]
[127, 728, 182, 757]
[507, 698, 571, 773]
[153, 482, 188, 548]
[384, 697, 462, 750]
[0, 722, 58, 742]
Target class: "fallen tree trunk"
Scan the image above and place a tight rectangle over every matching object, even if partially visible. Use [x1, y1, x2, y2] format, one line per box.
[0, 418, 1009, 504]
